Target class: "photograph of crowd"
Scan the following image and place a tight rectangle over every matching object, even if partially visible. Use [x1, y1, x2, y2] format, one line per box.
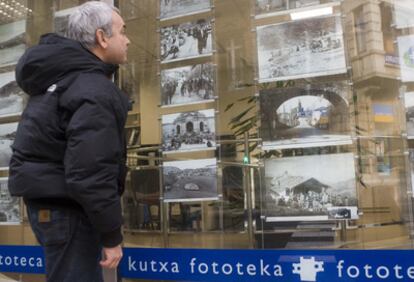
[256, 15, 346, 82]
[0, 20, 25, 68]
[0, 122, 17, 168]
[163, 158, 217, 202]
[0, 72, 26, 118]
[398, 35, 414, 82]
[162, 109, 216, 153]
[161, 18, 212, 63]
[161, 63, 215, 107]
[160, 0, 211, 20]
[264, 153, 357, 221]
[260, 82, 351, 149]
[404, 92, 414, 138]
[255, 0, 322, 16]
[0, 178, 20, 224]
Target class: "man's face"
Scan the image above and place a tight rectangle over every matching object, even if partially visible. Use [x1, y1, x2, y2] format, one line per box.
[104, 11, 130, 64]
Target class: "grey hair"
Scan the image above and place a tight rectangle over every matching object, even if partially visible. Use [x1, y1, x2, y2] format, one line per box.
[66, 1, 120, 49]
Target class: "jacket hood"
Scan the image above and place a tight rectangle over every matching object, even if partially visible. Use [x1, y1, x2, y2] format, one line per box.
[15, 33, 118, 96]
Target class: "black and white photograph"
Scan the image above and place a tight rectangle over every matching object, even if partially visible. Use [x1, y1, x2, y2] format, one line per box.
[160, 0, 211, 20]
[404, 92, 414, 138]
[161, 63, 215, 107]
[54, 6, 78, 36]
[398, 35, 414, 82]
[256, 15, 346, 82]
[255, 0, 323, 17]
[0, 71, 26, 118]
[327, 206, 358, 220]
[160, 18, 212, 63]
[260, 82, 351, 149]
[0, 20, 26, 68]
[264, 153, 357, 222]
[0, 122, 17, 169]
[394, 0, 414, 29]
[163, 158, 218, 202]
[0, 178, 20, 224]
[162, 109, 216, 153]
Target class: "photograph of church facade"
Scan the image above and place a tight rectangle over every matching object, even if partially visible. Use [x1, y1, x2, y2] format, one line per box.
[162, 109, 215, 153]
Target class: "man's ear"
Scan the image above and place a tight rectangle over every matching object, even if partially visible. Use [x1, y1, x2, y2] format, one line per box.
[95, 29, 108, 49]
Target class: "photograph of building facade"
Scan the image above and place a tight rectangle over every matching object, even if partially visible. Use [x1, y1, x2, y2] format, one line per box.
[1, 0, 414, 281]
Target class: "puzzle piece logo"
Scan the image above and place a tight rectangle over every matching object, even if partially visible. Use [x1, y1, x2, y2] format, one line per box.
[292, 256, 324, 282]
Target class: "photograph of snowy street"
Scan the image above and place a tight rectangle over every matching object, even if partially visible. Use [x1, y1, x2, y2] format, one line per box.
[163, 158, 217, 202]
[256, 15, 346, 82]
[260, 83, 351, 149]
[404, 92, 414, 138]
[0, 20, 25, 68]
[264, 153, 357, 221]
[161, 63, 215, 107]
[160, 0, 211, 19]
[162, 109, 215, 153]
[0, 178, 20, 224]
[161, 18, 212, 63]
[0, 122, 17, 168]
[0, 71, 26, 118]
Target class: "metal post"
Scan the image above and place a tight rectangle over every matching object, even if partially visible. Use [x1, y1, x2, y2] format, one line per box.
[244, 132, 254, 248]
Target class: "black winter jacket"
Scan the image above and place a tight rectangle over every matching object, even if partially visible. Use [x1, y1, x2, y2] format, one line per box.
[8, 33, 129, 247]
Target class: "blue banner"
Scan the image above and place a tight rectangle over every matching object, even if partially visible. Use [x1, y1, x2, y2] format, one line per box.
[120, 248, 414, 282]
[3, 246, 414, 281]
[0, 245, 44, 274]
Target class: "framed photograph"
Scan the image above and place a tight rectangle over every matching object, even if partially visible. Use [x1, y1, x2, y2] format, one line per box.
[0, 177, 21, 224]
[54, 6, 78, 36]
[160, 0, 211, 20]
[163, 158, 218, 202]
[0, 20, 26, 68]
[398, 35, 414, 82]
[160, 18, 213, 63]
[260, 82, 351, 149]
[0, 122, 18, 169]
[405, 92, 414, 138]
[162, 109, 216, 153]
[161, 63, 215, 107]
[0, 71, 26, 118]
[255, 0, 326, 17]
[264, 153, 357, 222]
[394, 0, 414, 29]
[256, 14, 346, 82]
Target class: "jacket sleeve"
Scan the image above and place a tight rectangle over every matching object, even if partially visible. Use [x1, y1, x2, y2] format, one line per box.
[64, 93, 123, 247]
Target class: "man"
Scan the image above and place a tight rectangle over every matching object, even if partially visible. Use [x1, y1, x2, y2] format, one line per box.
[8, 2, 130, 281]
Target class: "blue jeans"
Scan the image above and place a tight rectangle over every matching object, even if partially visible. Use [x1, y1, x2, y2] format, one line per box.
[26, 204, 103, 282]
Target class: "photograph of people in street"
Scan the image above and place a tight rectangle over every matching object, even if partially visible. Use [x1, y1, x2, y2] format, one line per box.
[163, 158, 218, 202]
[161, 63, 215, 107]
[0, 178, 20, 224]
[161, 18, 212, 63]
[260, 82, 351, 149]
[160, 0, 210, 20]
[264, 153, 357, 221]
[256, 15, 346, 82]
[162, 109, 216, 153]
